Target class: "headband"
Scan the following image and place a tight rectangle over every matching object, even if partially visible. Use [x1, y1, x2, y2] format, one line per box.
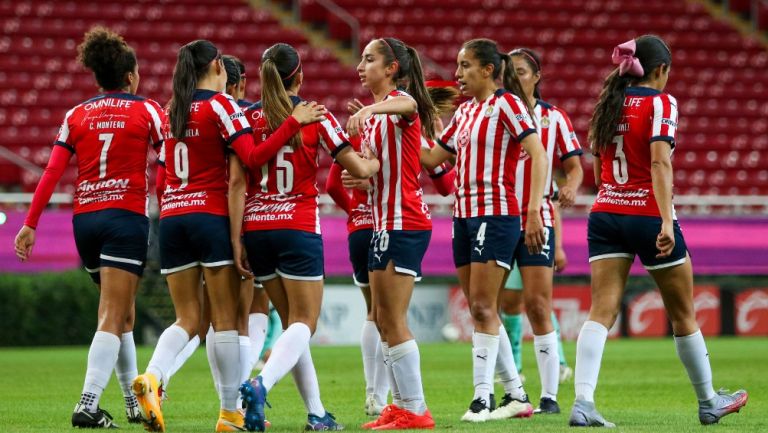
[284, 59, 302, 80]
[380, 38, 400, 70]
[510, 49, 540, 71]
[612, 39, 644, 77]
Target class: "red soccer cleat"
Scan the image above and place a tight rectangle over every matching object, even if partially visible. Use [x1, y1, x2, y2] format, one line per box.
[372, 408, 435, 430]
[362, 405, 404, 430]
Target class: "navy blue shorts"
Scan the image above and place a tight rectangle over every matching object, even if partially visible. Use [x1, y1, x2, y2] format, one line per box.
[244, 229, 324, 282]
[515, 226, 556, 267]
[159, 213, 234, 274]
[588, 212, 689, 270]
[349, 229, 373, 287]
[453, 216, 521, 270]
[368, 230, 431, 278]
[72, 208, 149, 284]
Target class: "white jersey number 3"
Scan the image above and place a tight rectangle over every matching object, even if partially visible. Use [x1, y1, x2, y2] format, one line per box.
[612, 135, 629, 185]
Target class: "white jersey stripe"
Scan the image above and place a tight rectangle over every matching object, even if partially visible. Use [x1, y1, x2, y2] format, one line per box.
[210, 99, 237, 137]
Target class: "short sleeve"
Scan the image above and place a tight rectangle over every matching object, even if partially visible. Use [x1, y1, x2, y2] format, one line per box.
[53, 107, 77, 153]
[317, 111, 351, 158]
[554, 108, 583, 161]
[209, 93, 253, 145]
[649, 94, 678, 148]
[498, 94, 536, 141]
[437, 109, 460, 154]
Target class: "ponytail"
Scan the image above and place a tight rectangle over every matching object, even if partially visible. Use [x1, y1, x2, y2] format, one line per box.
[376, 38, 437, 139]
[589, 35, 672, 154]
[426, 85, 459, 116]
[261, 58, 302, 149]
[170, 47, 198, 140]
[588, 70, 632, 154]
[404, 46, 437, 139]
[500, 53, 534, 118]
[260, 43, 303, 149]
[169, 39, 219, 140]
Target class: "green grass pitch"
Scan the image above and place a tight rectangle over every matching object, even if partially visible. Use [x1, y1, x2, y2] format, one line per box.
[0, 338, 764, 432]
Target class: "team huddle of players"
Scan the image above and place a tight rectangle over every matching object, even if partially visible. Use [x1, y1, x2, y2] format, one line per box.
[14, 25, 747, 432]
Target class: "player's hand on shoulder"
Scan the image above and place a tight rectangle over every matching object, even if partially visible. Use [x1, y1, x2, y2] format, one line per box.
[292, 101, 327, 125]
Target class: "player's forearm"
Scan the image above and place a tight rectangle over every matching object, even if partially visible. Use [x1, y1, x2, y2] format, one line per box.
[227, 159, 247, 242]
[24, 145, 71, 229]
[553, 203, 563, 249]
[651, 159, 674, 223]
[367, 96, 417, 117]
[231, 116, 301, 169]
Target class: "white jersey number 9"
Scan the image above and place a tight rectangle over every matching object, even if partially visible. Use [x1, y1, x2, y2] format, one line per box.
[174, 141, 189, 188]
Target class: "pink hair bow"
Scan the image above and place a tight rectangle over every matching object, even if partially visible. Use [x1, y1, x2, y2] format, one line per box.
[612, 39, 644, 77]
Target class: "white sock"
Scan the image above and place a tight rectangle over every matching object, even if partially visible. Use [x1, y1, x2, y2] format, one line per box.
[260, 323, 311, 391]
[115, 332, 138, 398]
[81, 331, 121, 411]
[206, 326, 221, 399]
[674, 330, 717, 402]
[372, 340, 389, 406]
[534, 331, 560, 400]
[472, 332, 499, 404]
[248, 313, 269, 368]
[147, 325, 190, 386]
[381, 342, 402, 406]
[239, 336, 252, 384]
[389, 340, 426, 415]
[167, 334, 200, 385]
[292, 346, 326, 417]
[361, 320, 380, 395]
[215, 330, 241, 411]
[496, 324, 526, 399]
[574, 321, 608, 402]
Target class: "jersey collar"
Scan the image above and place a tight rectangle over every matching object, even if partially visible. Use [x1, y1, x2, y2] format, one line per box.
[193, 89, 219, 101]
[625, 86, 661, 96]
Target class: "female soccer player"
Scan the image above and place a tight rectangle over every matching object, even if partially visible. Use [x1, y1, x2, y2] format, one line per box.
[495, 47, 584, 414]
[339, 37, 438, 431]
[14, 26, 163, 428]
[237, 42, 379, 432]
[327, 83, 457, 417]
[421, 38, 548, 422]
[570, 35, 748, 427]
[131, 39, 325, 433]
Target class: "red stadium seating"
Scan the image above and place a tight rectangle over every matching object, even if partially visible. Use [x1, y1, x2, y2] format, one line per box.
[0, 0, 366, 193]
[1, 0, 767, 197]
[304, 0, 768, 195]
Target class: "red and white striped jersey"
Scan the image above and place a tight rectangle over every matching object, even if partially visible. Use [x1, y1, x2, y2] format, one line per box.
[54, 92, 165, 216]
[362, 89, 432, 231]
[438, 89, 536, 218]
[160, 90, 252, 218]
[592, 87, 678, 218]
[515, 100, 582, 226]
[243, 97, 351, 234]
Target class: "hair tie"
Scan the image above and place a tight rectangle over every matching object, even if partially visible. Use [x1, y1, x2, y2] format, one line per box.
[612, 39, 644, 77]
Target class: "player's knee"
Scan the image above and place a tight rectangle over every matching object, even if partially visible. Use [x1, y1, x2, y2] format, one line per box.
[524, 297, 550, 326]
[469, 301, 496, 324]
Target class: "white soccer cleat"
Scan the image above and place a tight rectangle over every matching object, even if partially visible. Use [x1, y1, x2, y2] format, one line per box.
[461, 398, 491, 422]
[489, 393, 534, 420]
[365, 394, 385, 417]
